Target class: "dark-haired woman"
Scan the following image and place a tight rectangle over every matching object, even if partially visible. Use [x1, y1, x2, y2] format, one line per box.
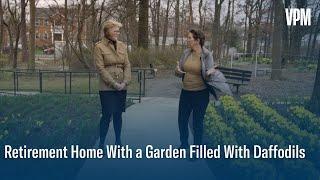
[175, 29, 216, 148]
[94, 20, 131, 148]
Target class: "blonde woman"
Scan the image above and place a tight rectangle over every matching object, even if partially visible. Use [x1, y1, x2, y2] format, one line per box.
[94, 20, 131, 148]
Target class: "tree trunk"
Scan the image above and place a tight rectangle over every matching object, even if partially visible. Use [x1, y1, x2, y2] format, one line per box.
[90, 0, 97, 50]
[155, 0, 161, 47]
[199, 0, 203, 29]
[253, 0, 263, 55]
[174, 0, 179, 48]
[0, 0, 3, 53]
[282, 0, 290, 63]
[125, 0, 138, 48]
[266, 1, 274, 55]
[246, 20, 253, 54]
[9, 30, 15, 68]
[212, 0, 224, 63]
[138, 0, 149, 49]
[162, 0, 171, 49]
[21, 0, 29, 63]
[188, 0, 193, 26]
[246, 1, 254, 55]
[288, 0, 307, 61]
[13, 27, 20, 68]
[271, 0, 283, 80]
[77, 0, 90, 69]
[263, 2, 272, 56]
[309, 48, 320, 115]
[223, 0, 231, 57]
[29, 0, 36, 70]
[151, 0, 160, 47]
[310, 14, 320, 57]
[64, 0, 70, 70]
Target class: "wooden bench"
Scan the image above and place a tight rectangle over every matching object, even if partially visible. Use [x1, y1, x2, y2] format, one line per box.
[216, 66, 252, 93]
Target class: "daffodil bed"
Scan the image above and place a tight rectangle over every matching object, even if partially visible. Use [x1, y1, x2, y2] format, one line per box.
[204, 94, 320, 179]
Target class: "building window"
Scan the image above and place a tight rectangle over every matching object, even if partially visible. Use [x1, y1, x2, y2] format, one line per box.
[36, 32, 39, 39]
[36, 18, 40, 26]
[54, 34, 62, 41]
[44, 33, 48, 40]
[45, 19, 49, 26]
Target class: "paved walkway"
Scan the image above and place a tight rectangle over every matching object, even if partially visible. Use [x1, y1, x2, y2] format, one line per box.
[76, 97, 215, 180]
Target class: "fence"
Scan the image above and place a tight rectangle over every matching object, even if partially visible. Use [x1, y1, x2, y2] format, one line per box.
[0, 68, 155, 103]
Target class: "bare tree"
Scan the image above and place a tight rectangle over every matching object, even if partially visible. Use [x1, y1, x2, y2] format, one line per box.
[282, 0, 291, 65]
[29, 0, 35, 70]
[188, 0, 193, 26]
[21, 0, 28, 63]
[199, 0, 203, 29]
[75, 0, 90, 69]
[244, 0, 257, 54]
[124, 0, 138, 48]
[309, 49, 320, 115]
[310, 11, 320, 57]
[288, 0, 308, 61]
[0, 0, 4, 53]
[173, 0, 179, 48]
[138, 0, 149, 49]
[162, 0, 172, 49]
[212, 0, 225, 63]
[271, 0, 283, 80]
[3, 0, 22, 68]
[64, 0, 69, 69]
[223, 0, 232, 57]
[151, 0, 161, 47]
[263, 1, 273, 55]
[252, 0, 264, 54]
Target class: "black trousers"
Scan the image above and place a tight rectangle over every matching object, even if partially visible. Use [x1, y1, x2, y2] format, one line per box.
[99, 91, 126, 146]
[99, 112, 122, 145]
[178, 88, 209, 146]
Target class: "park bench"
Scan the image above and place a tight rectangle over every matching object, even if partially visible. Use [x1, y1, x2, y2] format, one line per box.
[216, 66, 252, 93]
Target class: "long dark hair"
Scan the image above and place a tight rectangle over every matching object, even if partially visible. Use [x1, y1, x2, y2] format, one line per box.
[189, 29, 205, 47]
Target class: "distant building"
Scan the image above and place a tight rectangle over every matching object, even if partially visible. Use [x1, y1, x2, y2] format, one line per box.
[34, 7, 86, 49]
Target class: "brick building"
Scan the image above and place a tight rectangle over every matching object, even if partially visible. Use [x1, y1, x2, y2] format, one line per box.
[35, 7, 86, 49]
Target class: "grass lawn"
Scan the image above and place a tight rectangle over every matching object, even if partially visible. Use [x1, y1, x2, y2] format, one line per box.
[0, 94, 134, 179]
[0, 71, 142, 96]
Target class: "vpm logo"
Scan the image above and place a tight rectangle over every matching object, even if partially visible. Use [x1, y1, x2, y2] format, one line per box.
[285, 8, 311, 26]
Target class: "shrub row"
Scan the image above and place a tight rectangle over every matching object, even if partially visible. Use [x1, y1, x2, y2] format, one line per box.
[240, 94, 319, 154]
[219, 96, 285, 148]
[289, 106, 320, 136]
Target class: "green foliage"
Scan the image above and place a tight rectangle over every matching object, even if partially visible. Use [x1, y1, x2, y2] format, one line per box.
[240, 94, 319, 154]
[204, 103, 277, 179]
[219, 96, 285, 147]
[289, 106, 320, 136]
[204, 104, 237, 146]
[0, 94, 133, 146]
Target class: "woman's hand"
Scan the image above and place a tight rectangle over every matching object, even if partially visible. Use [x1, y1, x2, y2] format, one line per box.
[206, 67, 217, 76]
[115, 82, 127, 91]
[176, 61, 186, 74]
[114, 83, 124, 91]
[119, 82, 127, 90]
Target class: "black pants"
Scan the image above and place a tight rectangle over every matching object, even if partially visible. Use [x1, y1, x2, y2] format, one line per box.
[99, 91, 126, 146]
[178, 88, 209, 146]
[99, 112, 122, 146]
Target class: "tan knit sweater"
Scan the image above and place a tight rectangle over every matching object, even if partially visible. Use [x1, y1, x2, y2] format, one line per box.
[182, 52, 206, 91]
